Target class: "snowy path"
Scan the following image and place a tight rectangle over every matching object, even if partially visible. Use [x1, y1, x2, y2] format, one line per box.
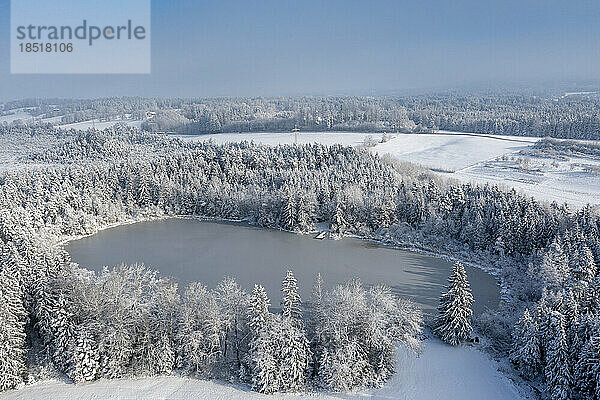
[1, 339, 525, 400]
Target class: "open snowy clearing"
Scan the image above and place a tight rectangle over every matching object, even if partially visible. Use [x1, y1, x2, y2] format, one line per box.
[374, 132, 600, 207]
[455, 153, 600, 208]
[1, 338, 527, 400]
[0, 110, 35, 124]
[372, 132, 535, 172]
[38, 115, 64, 124]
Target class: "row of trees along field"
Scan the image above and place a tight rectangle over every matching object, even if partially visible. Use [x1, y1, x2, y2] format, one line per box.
[0, 127, 599, 398]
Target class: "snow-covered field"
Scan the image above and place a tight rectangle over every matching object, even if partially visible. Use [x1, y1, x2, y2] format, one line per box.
[372, 132, 536, 172]
[0, 110, 35, 124]
[38, 115, 64, 124]
[0, 107, 142, 131]
[375, 131, 600, 207]
[180, 130, 600, 207]
[455, 152, 600, 208]
[0, 338, 527, 400]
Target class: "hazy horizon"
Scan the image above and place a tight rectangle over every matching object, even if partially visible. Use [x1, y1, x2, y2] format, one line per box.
[1, 0, 599, 101]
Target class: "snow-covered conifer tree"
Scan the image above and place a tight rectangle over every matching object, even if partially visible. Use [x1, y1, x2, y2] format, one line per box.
[296, 192, 315, 232]
[539, 239, 570, 290]
[574, 333, 600, 399]
[544, 311, 572, 400]
[434, 262, 473, 346]
[281, 270, 303, 327]
[308, 273, 325, 376]
[249, 285, 270, 332]
[282, 192, 297, 231]
[570, 244, 597, 286]
[276, 315, 311, 392]
[510, 309, 542, 377]
[247, 285, 275, 393]
[248, 327, 279, 394]
[0, 267, 27, 391]
[248, 313, 311, 393]
[331, 195, 347, 235]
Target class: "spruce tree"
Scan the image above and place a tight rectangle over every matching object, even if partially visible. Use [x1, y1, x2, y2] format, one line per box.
[540, 239, 570, 290]
[281, 270, 302, 327]
[282, 193, 297, 231]
[309, 272, 324, 336]
[544, 311, 572, 400]
[510, 309, 542, 377]
[574, 334, 600, 399]
[247, 285, 274, 392]
[331, 195, 347, 235]
[248, 285, 270, 332]
[249, 328, 279, 394]
[570, 244, 597, 286]
[434, 262, 474, 346]
[309, 273, 325, 376]
[277, 315, 311, 392]
[0, 268, 27, 391]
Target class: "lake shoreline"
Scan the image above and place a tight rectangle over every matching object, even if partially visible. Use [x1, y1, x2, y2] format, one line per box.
[63, 216, 500, 319]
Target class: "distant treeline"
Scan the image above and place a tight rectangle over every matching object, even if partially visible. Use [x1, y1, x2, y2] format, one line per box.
[5, 92, 600, 139]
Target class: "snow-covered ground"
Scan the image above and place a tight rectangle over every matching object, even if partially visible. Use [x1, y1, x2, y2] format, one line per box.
[0, 110, 35, 124]
[0, 108, 142, 130]
[374, 131, 600, 207]
[372, 132, 536, 172]
[0, 338, 527, 400]
[38, 115, 64, 124]
[455, 152, 600, 208]
[56, 118, 143, 131]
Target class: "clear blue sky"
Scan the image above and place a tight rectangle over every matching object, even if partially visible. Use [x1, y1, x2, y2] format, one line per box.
[0, 0, 599, 100]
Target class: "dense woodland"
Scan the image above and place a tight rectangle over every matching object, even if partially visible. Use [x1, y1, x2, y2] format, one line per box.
[4, 92, 600, 140]
[404, 93, 600, 140]
[0, 126, 599, 398]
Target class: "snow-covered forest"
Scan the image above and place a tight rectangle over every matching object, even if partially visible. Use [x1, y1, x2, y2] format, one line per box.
[4, 91, 600, 140]
[404, 93, 600, 140]
[0, 125, 599, 398]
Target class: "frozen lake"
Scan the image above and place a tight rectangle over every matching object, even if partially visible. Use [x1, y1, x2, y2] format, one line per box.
[65, 219, 499, 316]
